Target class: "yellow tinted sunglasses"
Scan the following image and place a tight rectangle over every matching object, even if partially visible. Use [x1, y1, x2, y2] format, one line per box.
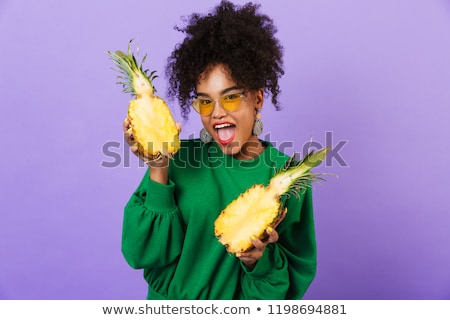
[192, 92, 246, 116]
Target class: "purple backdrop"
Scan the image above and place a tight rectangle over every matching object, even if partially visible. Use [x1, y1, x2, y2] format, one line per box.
[1, 0, 449, 299]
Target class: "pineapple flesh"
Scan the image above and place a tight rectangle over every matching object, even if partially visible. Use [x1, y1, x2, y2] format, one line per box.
[107, 40, 180, 159]
[214, 147, 330, 254]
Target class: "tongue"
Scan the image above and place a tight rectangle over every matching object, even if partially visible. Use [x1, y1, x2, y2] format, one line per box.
[217, 126, 235, 143]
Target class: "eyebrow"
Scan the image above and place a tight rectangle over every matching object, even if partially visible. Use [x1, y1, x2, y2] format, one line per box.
[196, 86, 242, 98]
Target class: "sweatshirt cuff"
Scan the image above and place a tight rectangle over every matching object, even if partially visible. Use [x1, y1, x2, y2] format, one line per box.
[144, 176, 177, 213]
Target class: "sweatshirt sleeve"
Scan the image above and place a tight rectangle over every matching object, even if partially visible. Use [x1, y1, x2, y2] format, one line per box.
[122, 169, 186, 270]
[238, 187, 317, 300]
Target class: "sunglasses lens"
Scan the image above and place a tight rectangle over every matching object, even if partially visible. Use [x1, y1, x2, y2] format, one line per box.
[192, 100, 213, 115]
[221, 94, 242, 112]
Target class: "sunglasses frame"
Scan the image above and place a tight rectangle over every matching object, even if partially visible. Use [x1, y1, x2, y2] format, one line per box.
[191, 92, 247, 116]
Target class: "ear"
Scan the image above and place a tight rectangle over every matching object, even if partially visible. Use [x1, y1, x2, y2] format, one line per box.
[255, 88, 264, 111]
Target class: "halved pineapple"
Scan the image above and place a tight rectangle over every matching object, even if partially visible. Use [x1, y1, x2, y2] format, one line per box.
[214, 147, 330, 254]
[107, 39, 180, 159]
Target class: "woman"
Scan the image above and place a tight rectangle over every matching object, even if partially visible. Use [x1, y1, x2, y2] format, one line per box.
[122, 0, 317, 299]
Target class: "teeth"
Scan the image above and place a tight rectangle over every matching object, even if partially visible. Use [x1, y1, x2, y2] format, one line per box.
[215, 123, 232, 129]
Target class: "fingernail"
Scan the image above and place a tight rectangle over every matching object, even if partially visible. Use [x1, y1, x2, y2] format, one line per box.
[250, 235, 256, 240]
[267, 227, 274, 233]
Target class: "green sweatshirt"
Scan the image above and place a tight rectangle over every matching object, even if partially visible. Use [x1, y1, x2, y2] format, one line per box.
[122, 139, 316, 300]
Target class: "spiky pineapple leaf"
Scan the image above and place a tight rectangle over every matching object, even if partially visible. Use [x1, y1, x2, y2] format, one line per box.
[273, 147, 331, 199]
[106, 39, 158, 96]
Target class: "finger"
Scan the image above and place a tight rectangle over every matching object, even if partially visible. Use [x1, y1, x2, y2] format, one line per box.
[124, 129, 135, 146]
[123, 118, 131, 131]
[236, 249, 260, 263]
[265, 227, 279, 244]
[236, 254, 257, 269]
[124, 135, 134, 147]
[249, 235, 266, 251]
[272, 207, 287, 229]
[123, 118, 136, 144]
[130, 145, 138, 154]
[176, 122, 182, 133]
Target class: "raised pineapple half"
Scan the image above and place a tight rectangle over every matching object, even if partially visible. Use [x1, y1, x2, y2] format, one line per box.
[107, 39, 180, 159]
[214, 146, 330, 254]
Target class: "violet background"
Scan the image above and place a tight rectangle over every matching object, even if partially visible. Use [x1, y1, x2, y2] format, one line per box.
[1, 0, 449, 300]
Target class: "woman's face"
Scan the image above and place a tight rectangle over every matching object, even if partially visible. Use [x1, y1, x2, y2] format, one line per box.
[195, 64, 264, 160]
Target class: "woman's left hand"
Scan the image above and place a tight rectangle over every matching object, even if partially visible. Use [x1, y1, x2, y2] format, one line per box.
[236, 208, 287, 269]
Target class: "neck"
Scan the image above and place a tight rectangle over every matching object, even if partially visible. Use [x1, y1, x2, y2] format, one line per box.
[234, 138, 265, 160]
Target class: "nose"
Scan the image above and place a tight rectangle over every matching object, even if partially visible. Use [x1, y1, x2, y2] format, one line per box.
[210, 99, 227, 118]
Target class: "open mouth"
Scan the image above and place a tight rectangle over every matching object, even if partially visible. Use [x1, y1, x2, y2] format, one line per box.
[214, 123, 236, 145]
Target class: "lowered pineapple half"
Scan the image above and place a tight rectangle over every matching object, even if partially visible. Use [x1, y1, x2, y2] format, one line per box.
[214, 146, 330, 254]
[107, 40, 180, 160]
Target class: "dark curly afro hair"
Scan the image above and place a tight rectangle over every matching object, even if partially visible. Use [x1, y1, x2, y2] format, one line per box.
[166, 0, 284, 119]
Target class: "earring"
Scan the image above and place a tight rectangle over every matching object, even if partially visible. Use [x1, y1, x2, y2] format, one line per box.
[200, 127, 212, 143]
[252, 112, 263, 136]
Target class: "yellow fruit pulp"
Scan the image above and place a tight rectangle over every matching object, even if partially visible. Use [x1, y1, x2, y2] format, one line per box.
[128, 94, 180, 158]
[214, 185, 281, 253]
